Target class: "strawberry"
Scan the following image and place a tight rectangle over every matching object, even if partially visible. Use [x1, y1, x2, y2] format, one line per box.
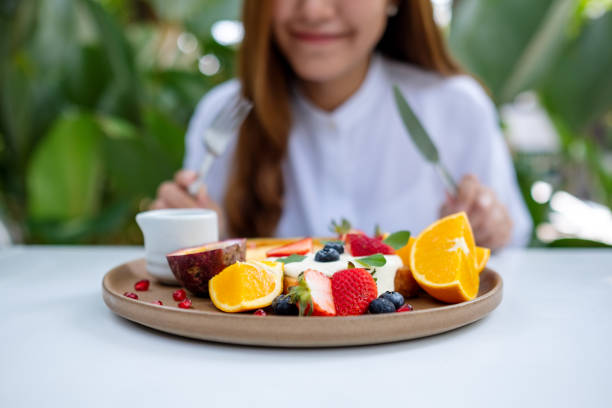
[288, 269, 336, 316]
[332, 268, 378, 316]
[373, 225, 388, 241]
[345, 233, 395, 256]
[266, 238, 312, 257]
[329, 218, 365, 240]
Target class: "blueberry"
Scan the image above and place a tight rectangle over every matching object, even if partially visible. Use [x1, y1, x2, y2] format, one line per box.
[380, 291, 405, 309]
[315, 247, 340, 262]
[324, 241, 344, 254]
[272, 295, 299, 316]
[368, 298, 396, 314]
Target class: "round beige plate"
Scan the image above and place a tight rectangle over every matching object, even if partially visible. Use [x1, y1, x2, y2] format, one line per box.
[102, 258, 503, 347]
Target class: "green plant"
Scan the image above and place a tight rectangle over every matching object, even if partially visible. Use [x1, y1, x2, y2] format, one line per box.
[0, 0, 240, 244]
[450, 0, 612, 244]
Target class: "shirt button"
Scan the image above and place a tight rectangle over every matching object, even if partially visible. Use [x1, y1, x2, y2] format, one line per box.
[328, 120, 337, 131]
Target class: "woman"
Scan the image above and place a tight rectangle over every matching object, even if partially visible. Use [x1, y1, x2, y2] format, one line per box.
[152, 0, 532, 249]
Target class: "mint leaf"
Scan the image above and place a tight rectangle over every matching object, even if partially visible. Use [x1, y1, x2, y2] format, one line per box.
[277, 254, 307, 264]
[319, 239, 343, 246]
[355, 254, 387, 268]
[383, 230, 411, 250]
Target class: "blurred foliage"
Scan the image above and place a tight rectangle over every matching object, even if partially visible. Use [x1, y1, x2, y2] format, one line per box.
[0, 0, 239, 244]
[451, 0, 612, 245]
[0, 0, 610, 246]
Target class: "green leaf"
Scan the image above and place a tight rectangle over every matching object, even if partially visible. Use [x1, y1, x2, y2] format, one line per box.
[276, 254, 307, 264]
[393, 85, 439, 163]
[319, 239, 343, 246]
[26, 112, 104, 220]
[547, 238, 612, 248]
[500, 0, 577, 102]
[182, 0, 242, 41]
[78, 0, 140, 119]
[27, 199, 131, 244]
[355, 254, 387, 268]
[142, 107, 185, 167]
[100, 115, 177, 197]
[539, 10, 612, 132]
[383, 230, 411, 250]
[450, 0, 559, 103]
[329, 217, 352, 235]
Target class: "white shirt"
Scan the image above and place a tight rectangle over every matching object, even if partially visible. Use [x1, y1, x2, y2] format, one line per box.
[184, 54, 532, 246]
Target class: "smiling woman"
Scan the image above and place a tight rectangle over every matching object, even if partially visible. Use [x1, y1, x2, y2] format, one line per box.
[152, 0, 532, 250]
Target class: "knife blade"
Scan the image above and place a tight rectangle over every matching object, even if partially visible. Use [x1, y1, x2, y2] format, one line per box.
[393, 85, 458, 196]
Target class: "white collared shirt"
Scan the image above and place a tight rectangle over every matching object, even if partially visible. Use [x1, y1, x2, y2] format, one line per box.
[184, 54, 532, 246]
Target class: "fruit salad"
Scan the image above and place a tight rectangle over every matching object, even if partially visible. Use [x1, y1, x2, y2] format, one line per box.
[142, 212, 491, 317]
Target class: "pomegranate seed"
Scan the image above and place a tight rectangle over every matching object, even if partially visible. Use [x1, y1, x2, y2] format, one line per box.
[134, 279, 150, 291]
[173, 289, 187, 301]
[123, 292, 138, 300]
[397, 304, 413, 312]
[178, 298, 192, 309]
[254, 309, 267, 316]
[151, 300, 163, 305]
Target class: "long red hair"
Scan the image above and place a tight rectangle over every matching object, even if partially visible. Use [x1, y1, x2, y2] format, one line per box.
[224, 0, 462, 237]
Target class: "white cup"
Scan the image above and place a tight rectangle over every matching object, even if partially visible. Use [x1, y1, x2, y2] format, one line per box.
[136, 209, 219, 284]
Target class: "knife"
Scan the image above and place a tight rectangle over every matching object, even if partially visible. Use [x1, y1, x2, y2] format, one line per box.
[393, 85, 458, 196]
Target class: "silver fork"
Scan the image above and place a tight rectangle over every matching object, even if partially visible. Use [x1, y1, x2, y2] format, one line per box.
[188, 95, 253, 196]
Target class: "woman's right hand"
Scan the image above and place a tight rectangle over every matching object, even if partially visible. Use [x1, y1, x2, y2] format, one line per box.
[151, 170, 226, 235]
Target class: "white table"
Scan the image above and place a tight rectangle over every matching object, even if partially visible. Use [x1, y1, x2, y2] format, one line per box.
[1, 246, 611, 407]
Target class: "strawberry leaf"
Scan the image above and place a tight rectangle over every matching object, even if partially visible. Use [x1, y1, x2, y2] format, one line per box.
[329, 218, 352, 235]
[319, 239, 343, 246]
[347, 261, 356, 269]
[355, 254, 387, 268]
[383, 230, 411, 250]
[277, 254, 307, 264]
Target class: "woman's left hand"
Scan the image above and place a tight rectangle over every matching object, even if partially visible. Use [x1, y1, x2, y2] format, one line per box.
[439, 174, 513, 250]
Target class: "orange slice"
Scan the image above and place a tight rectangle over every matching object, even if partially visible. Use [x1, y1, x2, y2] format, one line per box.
[209, 260, 283, 313]
[396, 236, 416, 266]
[409, 212, 479, 303]
[475, 246, 491, 274]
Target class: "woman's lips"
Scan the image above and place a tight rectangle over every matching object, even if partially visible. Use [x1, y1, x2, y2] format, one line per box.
[291, 31, 349, 44]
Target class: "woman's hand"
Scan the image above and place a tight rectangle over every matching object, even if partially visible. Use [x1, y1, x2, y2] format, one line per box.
[439, 174, 513, 250]
[151, 170, 226, 236]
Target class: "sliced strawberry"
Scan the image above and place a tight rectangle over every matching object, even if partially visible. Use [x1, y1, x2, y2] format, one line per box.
[332, 268, 378, 316]
[266, 238, 313, 257]
[340, 229, 365, 242]
[345, 233, 395, 256]
[289, 269, 336, 317]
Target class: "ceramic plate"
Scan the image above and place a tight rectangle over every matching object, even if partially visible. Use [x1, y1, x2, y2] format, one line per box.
[102, 246, 502, 347]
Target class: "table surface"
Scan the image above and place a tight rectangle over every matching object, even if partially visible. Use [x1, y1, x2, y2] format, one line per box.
[1, 246, 611, 407]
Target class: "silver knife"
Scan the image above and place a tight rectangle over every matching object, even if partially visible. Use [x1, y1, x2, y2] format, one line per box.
[393, 85, 458, 196]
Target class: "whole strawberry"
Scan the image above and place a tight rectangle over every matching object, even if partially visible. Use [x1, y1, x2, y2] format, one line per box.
[332, 268, 378, 316]
[329, 218, 365, 241]
[289, 269, 336, 317]
[345, 233, 395, 256]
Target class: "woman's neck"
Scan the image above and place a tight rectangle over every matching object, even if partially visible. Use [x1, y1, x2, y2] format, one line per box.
[297, 56, 371, 112]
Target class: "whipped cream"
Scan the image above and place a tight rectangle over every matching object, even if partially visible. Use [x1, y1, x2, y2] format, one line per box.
[280, 253, 402, 295]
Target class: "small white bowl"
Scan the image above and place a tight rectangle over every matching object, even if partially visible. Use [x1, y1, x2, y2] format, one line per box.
[136, 209, 219, 284]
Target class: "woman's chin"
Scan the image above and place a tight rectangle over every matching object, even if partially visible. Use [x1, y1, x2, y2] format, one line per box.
[291, 63, 354, 86]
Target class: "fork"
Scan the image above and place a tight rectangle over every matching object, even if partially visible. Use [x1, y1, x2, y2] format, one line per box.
[188, 95, 253, 196]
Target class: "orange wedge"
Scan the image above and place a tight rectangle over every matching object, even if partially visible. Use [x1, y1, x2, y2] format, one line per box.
[209, 260, 283, 313]
[475, 246, 491, 274]
[409, 212, 479, 303]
